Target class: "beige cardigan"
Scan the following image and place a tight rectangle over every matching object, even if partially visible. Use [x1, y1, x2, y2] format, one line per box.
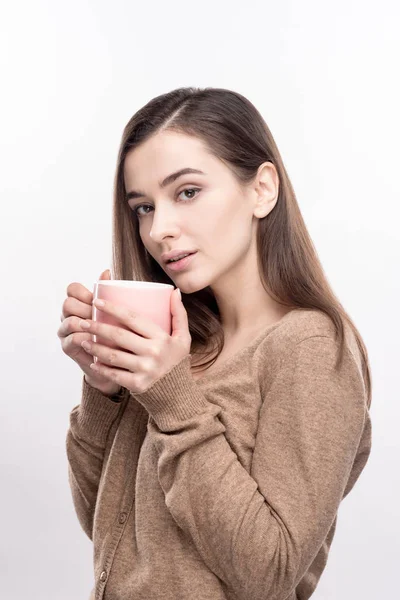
[66, 308, 372, 600]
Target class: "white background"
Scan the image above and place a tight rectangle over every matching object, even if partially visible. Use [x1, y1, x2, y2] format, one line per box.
[1, 0, 398, 598]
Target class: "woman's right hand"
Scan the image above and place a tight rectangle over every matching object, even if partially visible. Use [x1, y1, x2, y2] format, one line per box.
[57, 269, 122, 396]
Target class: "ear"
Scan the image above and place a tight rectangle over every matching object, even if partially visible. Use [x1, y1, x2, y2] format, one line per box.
[252, 161, 279, 219]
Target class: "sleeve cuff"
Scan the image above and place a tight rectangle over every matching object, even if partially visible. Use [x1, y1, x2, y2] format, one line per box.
[73, 377, 129, 445]
[131, 355, 211, 430]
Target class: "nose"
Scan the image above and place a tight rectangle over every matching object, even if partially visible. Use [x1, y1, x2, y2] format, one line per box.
[149, 205, 181, 244]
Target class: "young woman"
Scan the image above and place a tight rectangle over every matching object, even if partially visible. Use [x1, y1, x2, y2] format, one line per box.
[58, 87, 372, 600]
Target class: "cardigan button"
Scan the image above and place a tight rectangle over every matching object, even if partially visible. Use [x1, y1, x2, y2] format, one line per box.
[99, 570, 107, 582]
[119, 512, 127, 524]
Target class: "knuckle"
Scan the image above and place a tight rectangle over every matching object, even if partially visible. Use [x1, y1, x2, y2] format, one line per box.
[115, 327, 125, 341]
[66, 282, 92, 306]
[66, 282, 79, 297]
[108, 352, 118, 365]
[62, 297, 74, 316]
[68, 333, 78, 348]
[63, 337, 72, 354]
[141, 359, 153, 373]
[110, 370, 120, 383]
[147, 358, 160, 379]
[64, 338, 75, 354]
[127, 311, 137, 324]
[149, 345, 161, 359]
[63, 317, 75, 335]
[68, 332, 84, 350]
[62, 318, 72, 334]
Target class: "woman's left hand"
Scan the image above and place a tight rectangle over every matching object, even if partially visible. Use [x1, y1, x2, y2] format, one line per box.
[79, 288, 192, 394]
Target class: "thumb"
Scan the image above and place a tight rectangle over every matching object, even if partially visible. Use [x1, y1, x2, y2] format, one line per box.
[99, 269, 111, 280]
[171, 288, 189, 338]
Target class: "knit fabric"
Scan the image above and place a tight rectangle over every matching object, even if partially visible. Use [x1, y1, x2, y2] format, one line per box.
[66, 308, 372, 600]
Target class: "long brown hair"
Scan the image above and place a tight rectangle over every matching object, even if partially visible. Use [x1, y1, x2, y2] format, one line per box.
[111, 86, 372, 407]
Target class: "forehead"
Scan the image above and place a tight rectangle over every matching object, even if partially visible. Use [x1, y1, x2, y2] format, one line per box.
[123, 131, 216, 184]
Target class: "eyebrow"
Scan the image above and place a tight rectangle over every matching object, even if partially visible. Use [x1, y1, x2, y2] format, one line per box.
[125, 167, 206, 202]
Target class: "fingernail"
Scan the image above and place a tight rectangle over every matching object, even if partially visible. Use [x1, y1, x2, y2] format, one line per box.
[93, 299, 105, 307]
[176, 288, 181, 300]
[79, 320, 91, 329]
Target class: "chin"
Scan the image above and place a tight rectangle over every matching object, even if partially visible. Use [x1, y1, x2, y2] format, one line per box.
[172, 275, 210, 296]
[174, 282, 201, 295]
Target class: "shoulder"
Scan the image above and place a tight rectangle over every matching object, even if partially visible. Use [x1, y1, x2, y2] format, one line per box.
[254, 308, 361, 383]
[275, 308, 338, 342]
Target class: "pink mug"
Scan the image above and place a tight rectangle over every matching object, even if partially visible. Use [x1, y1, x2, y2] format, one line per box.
[92, 280, 174, 363]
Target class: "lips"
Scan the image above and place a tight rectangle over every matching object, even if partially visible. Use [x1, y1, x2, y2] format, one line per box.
[161, 248, 198, 265]
[165, 251, 197, 272]
[167, 251, 195, 263]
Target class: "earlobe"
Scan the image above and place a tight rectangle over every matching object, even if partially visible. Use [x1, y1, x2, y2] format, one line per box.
[253, 192, 278, 219]
[253, 201, 276, 219]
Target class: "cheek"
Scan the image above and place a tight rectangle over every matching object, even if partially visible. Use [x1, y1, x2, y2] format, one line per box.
[208, 199, 249, 241]
[138, 224, 154, 250]
[219, 213, 254, 264]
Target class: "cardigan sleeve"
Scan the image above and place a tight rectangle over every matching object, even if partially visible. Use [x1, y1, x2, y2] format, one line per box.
[65, 377, 129, 540]
[132, 335, 370, 600]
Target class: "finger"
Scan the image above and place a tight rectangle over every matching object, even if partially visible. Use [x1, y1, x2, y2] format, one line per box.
[62, 331, 94, 360]
[81, 339, 139, 371]
[92, 299, 163, 340]
[88, 361, 142, 392]
[99, 269, 111, 280]
[67, 282, 93, 304]
[171, 287, 190, 339]
[78, 318, 150, 354]
[62, 296, 93, 320]
[58, 315, 93, 339]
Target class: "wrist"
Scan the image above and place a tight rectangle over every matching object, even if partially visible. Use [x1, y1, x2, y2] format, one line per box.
[84, 374, 122, 397]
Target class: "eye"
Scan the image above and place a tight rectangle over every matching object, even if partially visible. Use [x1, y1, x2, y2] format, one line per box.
[177, 187, 201, 201]
[133, 187, 201, 218]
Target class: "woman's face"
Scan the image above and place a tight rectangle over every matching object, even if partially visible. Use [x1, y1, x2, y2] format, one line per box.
[123, 130, 258, 294]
